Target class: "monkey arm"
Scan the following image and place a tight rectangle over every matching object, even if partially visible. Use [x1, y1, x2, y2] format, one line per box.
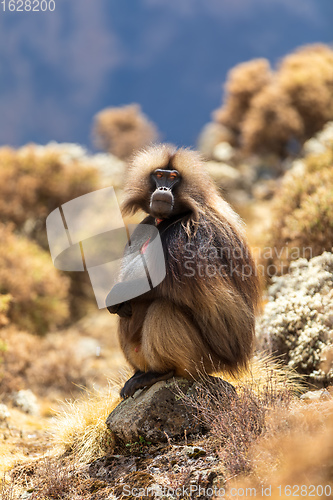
[106, 218, 158, 317]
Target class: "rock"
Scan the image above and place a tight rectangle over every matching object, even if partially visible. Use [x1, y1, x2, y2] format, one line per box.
[197, 122, 236, 159]
[106, 377, 236, 445]
[213, 142, 235, 162]
[183, 445, 207, 459]
[206, 161, 241, 183]
[300, 389, 332, 402]
[252, 179, 277, 200]
[12, 389, 40, 415]
[75, 337, 101, 360]
[0, 403, 10, 421]
[206, 161, 245, 201]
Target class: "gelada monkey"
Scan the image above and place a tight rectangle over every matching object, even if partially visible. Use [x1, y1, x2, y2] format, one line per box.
[107, 145, 260, 398]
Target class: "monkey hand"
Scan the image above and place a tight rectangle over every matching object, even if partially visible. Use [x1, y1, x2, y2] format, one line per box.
[107, 301, 132, 318]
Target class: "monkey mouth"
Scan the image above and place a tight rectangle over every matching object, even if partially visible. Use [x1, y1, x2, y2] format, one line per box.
[150, 199, 173, 218]
[150, 190, 174, 218]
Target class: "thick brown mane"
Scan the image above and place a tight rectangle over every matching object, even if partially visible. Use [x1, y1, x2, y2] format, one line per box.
[108, 144, 261, 398]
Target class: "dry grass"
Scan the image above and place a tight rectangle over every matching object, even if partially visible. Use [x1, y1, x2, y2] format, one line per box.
[227, 398, 333, 497]
[52, 385, 121, 464]
[0, 310, 125, 401]
[0, 407, 50, 475]
[1, 457, 113, 500]
[217, 353, 304, 396]
[181, 356, 299, 478]
[0, 360, 325, 499]
[52, 354, 301, 467]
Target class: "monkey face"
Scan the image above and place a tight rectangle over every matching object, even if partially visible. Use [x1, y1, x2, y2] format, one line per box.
[149, 169, 180, 219]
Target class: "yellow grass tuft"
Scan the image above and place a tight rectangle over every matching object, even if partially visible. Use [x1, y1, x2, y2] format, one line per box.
[217, 352, 304, 395]
[52, 384, 121, 464]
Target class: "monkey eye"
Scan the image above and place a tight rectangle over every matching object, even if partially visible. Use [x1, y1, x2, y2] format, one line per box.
[156, 172, 163, 179]
[169, 172, 178, 180]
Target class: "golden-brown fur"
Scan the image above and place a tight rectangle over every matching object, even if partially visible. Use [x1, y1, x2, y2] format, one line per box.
[117, 144, 261, 380]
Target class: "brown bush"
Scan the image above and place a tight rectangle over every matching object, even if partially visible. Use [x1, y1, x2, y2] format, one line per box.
[0, 224, 70, 334]
[278, 44, 333, 139]
[0, 326, 89, 397]
[213, 44, 333, 157]
[93, 104, 159, 159]
[0, 145, 103, 324]
[264, 140, 333, 275]
[0, 294, 11, 327]
[6, 457, 113, 500]
[214, 59, 272, 134]
[0, 145, 100, 234]
[241, 84, 303, 156]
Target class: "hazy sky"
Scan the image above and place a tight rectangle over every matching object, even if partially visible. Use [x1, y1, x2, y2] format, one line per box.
[0, 0, 332, 149]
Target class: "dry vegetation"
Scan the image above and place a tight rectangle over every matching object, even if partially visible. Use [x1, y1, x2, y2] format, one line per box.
[3, 368, 332, 500]
[0, 144, 104, 328]
[264, 122, 333, 275]
[214, 44, 333, 158]
[0, 145, 100, 235]
[93, 104, 159, 160]
[1, 44, 333, 499]
[257, 252, 333, 386]
[0, 224, 70, 334]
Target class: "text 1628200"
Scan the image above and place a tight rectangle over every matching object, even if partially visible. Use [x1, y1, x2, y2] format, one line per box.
[1, 0, 55, 11]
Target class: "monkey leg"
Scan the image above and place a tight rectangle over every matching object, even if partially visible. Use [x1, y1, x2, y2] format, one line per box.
[141, 299, 211, 378]
[119, 299, 212, 398]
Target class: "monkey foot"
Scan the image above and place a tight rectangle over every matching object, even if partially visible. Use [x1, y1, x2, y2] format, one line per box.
[120, 370, 174, 399]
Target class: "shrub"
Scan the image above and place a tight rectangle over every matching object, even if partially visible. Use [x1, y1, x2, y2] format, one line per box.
[214, 59, 272, 134]
[278, 44, 333, 139]
[256, 252, 333, 386]
[0, 144, 106, 324]
[226, 398, 333, 497]
[241, 84, 303, 156]
[93, 104, 159, 160]
[264, 123, 333, 275]
[0, 327, 88, 396]
[0, 145, 100, 235]
[0, 224, 70, 334]
[0, 294, 11, 327]
[213, 44, 333, 157]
